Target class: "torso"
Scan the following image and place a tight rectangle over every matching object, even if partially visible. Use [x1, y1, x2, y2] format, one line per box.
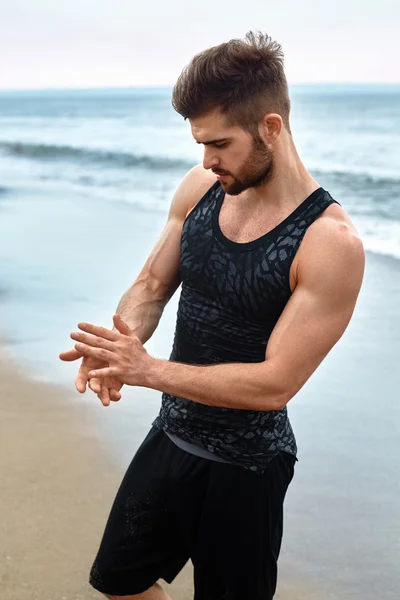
[156, 173, 363, 472]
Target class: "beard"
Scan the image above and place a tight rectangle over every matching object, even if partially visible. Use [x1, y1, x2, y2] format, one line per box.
[215, 136, 275, 196]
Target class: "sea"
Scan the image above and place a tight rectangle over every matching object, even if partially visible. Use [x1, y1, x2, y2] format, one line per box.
[0, 85, 399, 599]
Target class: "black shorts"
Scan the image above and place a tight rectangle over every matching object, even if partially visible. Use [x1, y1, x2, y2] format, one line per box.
[89, 425, 296, 599]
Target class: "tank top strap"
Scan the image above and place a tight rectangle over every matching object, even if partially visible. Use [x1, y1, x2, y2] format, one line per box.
[300, 189, 341, 223]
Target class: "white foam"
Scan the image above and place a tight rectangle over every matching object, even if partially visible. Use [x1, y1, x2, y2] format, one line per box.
[353, 215, 400, 261]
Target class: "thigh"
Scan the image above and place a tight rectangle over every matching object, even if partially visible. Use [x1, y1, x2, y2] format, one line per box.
[192, 451, 296, 600]
[89, 426, 190, 597]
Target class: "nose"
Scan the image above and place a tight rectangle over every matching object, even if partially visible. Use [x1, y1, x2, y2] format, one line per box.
[202, 147, 219, 171]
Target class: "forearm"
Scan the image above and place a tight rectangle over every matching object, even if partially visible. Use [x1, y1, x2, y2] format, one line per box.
[145, 358, 288, 411]
[114, 279, 169, 344]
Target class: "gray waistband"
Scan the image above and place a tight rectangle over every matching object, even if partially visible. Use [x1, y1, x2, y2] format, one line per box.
[164, 431, 231, 464]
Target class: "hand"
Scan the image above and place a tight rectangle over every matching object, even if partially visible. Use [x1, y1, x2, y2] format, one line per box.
[69, 314, 152, 389]
[59, 347, 123, 406]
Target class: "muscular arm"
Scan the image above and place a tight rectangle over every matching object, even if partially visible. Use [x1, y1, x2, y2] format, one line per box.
[60, 165, 216, 403]
[144, 216, 365, 410]
[114, 165, 217, 343]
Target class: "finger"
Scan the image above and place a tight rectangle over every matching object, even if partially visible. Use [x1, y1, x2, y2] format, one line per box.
[76, 359, 93, 392]
[110, 388, 122, 401]
[99, 385, 110, 407]
[59, 348, 83, 361]
[88, 367, 118, 379]
[73, 343, 114, 363]
[75, 372, 87, 393]
[70, 331, 114, 351]
[113, 314, 133, 336]
[88, 378, 102, 394]
[78, 322, 119, 342]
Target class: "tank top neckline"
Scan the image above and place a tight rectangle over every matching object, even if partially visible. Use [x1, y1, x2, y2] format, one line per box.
[212, 183, 326, 252]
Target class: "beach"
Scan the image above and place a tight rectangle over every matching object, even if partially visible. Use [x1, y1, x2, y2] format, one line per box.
[1, 250, 399, 600]
[1, 85, 399, 599]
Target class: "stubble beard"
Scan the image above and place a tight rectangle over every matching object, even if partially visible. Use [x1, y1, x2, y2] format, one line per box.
[220, 137, 275, 197]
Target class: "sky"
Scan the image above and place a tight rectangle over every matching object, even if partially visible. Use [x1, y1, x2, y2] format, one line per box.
[0, 0, 399, 89]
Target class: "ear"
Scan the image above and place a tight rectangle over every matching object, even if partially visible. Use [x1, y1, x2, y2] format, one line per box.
[259, 113, 283, 144]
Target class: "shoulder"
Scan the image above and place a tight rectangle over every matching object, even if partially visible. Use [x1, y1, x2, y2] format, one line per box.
[294, 201, 365, 291]
[168, 164, 218, 221]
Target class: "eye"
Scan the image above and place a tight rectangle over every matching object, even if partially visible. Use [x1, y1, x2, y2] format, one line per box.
[215, 143, 227, 148]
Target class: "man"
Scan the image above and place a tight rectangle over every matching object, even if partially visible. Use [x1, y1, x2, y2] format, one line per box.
[60, 31, 365, 600]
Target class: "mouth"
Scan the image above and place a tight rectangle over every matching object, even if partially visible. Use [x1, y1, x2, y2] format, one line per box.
[214, 172, 230, 180]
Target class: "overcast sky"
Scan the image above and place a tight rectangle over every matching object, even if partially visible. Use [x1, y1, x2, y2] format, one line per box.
[1, 0, 399, 89]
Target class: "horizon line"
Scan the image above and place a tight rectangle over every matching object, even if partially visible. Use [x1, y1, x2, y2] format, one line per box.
[0, 82, 400, 93]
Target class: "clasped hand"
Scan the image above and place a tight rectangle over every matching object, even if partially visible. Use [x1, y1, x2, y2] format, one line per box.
[59, 314, 151, 406]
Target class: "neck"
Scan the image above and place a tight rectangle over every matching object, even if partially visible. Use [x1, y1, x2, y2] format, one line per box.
[244, 134, 320, 209]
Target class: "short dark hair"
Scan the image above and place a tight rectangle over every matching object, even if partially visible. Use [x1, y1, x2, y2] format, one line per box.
[172, 31, 291, 136]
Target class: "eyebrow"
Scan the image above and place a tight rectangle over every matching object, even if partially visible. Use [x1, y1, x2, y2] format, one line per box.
[195, 138, 230, 145]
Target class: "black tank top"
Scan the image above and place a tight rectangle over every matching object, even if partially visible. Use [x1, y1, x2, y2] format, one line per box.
[152, 181, 340, 473]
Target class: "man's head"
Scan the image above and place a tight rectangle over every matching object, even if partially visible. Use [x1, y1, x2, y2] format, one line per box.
[172, 31, 291, 195]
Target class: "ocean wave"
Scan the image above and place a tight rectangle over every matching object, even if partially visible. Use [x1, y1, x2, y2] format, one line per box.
[311, 167, 400, 189]
[0, 141, 195, 172]
[2, 140, 400, 190]
[354, 215, 400, 261]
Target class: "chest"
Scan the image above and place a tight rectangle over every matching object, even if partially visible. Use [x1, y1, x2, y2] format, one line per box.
[180, 218, 296, 322]
[218, 201, 287, 244]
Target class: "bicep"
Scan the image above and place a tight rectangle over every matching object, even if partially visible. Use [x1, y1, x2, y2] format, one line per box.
[264, 225, 365, 399]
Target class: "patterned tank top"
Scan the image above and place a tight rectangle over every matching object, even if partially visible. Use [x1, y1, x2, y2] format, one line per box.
[152, 181, 340, 473]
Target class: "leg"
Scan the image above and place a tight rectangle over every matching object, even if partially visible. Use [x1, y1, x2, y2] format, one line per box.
[105, 581, 173, 600]
[191, 452, 296, 600]
[89, 426, 189, 597]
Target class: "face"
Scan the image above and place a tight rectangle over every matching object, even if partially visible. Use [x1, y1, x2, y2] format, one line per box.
[190, 110, 275, 196]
